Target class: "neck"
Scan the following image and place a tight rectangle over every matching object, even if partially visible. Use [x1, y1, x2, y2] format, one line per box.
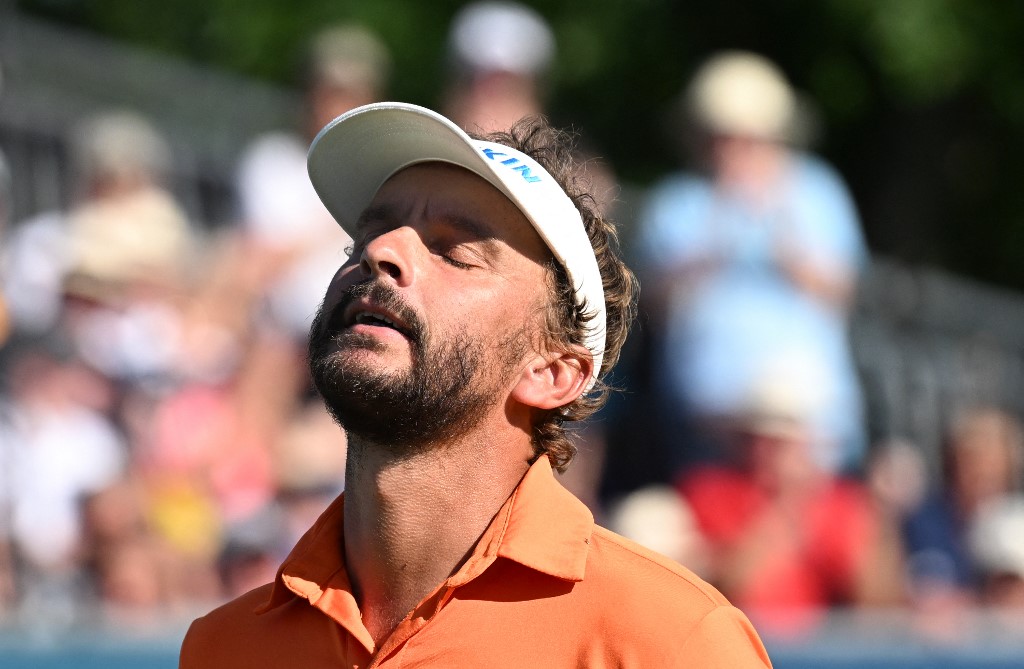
[342, 427, 533, 645]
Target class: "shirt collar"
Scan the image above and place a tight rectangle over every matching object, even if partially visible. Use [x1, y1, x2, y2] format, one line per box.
[487, 455, 595, 582]
[258, 455, 595, 615]
[256, 491, 351, 613]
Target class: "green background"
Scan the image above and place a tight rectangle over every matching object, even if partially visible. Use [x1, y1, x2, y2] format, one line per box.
[18, 0, 1024, 291]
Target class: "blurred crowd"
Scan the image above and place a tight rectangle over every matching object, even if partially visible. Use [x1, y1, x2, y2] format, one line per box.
[2, 1, 1024, 643]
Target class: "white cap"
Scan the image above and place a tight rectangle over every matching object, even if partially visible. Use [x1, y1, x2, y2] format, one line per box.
[307, 101, 606, 388]
[969, 495, 1024, 580]
[448, 1, 555, 77]
[686, 51, 797, 141]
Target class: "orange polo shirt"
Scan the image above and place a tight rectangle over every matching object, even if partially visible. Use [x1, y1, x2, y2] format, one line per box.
[180, 457, 772, 668]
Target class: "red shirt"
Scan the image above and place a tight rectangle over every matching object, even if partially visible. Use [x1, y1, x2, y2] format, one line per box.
[679, 466, 877, 629]
[181, 457, 772, 668]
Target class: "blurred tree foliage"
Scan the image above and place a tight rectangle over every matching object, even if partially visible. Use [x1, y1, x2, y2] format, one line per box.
[18, 0, 1024, 291]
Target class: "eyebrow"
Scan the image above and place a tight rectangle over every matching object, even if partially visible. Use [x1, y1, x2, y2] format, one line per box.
[355, 203, 502, 248]
[354, 203, 396, 233]
[444, 213, 498, 243]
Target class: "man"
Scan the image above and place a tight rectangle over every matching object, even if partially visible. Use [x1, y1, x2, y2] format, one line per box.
[441, 1, 555, 133]
[179, 102, 772, 668]
[233, 23, 392, 338]
[637, 51, 867, 475]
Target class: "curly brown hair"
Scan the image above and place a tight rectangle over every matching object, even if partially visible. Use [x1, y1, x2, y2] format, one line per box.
[473, 119, 638, 473]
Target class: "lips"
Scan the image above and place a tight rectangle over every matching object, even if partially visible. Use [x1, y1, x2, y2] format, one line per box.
[325, 280, 423, 344]
[344, 303, 414, 338]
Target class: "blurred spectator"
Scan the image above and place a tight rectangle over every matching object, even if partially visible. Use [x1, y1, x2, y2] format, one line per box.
[0, 137, 10, 345]
[636, 51, 868, 475]
[0, 108, 218, 622]
[63, 111, 192, 304]
[2, 110, 195, 386]
[140, 331, 306, 544]
[606, 485, 709, 576]
[230, 24, 390, 340]
[902, 407, 1024, 624]
[675, 369, 885, 636]
[441, 2, 626, 512]
[862, 438, 929, 606]
[81, 480, 186, 624]
[0, 59, 11, 238]
[0, 342, 126, 620]
[968, 494, 1024, 609]
[442, 1, 555, 133]
[218, 399, 344, 599]
[0, 205, 69, 337]
[440, 1, 619, 216]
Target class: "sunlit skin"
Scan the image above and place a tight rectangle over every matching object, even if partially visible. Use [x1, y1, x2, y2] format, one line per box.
[314, 162, 593, 646]
[318, 164, 550, 379]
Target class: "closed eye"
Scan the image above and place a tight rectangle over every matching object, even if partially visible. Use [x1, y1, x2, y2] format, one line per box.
[441, 254, 473, 269]
[433, 238, 490, 270]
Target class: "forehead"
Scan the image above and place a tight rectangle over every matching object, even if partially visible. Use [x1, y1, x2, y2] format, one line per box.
[366, 162, 551, 261]
[372, 162, 506, 209]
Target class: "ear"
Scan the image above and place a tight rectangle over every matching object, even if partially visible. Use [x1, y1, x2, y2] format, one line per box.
[510, 346, 594, 410]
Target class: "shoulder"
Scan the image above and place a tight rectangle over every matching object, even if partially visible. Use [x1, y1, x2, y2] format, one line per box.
[647, 170, 709, 197]
[179, 576, 354, 667]
[638, 171, 716, 263]
[790, 152, 846, 186]
[237, 132, 306, 170]
[643, 172, 713, 218]
[788, 153, 859, 220]
[581, 526, 772, 667]
[587, 524, 730, 610]
[179, 585, 280, 669]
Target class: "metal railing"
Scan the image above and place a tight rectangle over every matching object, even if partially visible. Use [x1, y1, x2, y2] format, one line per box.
[852, 258, 1024, 473]
[0, 10, 298, 226]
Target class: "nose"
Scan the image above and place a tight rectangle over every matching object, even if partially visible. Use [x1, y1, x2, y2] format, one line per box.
[358, 226, 421, 287]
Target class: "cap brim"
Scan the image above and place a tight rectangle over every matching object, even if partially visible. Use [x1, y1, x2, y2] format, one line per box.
[308, 102, 494, 236]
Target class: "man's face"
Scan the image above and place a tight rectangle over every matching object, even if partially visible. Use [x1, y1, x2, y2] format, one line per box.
[705, 133, 785, 199]
[308, 162, 553, 453]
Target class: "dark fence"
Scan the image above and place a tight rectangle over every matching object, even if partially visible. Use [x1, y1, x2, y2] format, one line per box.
[0, 10, 297, 227]
[852, 257, 1024, 474]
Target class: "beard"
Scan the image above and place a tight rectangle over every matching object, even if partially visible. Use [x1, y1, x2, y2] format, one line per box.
[308, 280, 527, 455]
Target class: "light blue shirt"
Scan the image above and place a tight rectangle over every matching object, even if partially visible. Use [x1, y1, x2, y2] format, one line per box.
[639, 153, 868, 471]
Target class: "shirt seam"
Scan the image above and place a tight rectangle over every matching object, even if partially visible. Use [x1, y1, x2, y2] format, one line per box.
[591, 527, 722, 608]
[487, 485, 519, 558]
[675, 604, 733, 659]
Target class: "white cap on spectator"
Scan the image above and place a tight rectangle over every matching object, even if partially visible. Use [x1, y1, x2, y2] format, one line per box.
[969, 494, 1024, 579]
[448, 1, 555, 77]
[72, 110, 173, 186]
[685, 51, 797, 141]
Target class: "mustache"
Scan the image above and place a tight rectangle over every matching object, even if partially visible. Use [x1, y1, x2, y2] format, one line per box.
[325, 280, 425, 343]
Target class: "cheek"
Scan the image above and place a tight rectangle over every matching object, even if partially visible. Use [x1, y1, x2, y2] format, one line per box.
[436, 286, 539, 337]
[322, 264, 360, 305]
[488, 293, 547, 354]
